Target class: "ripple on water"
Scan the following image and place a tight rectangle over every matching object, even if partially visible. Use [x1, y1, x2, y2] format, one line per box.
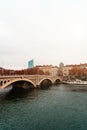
[0, 84, 87, 130]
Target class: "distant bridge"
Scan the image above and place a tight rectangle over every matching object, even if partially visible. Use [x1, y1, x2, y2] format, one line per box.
[0, 75, 62, 91]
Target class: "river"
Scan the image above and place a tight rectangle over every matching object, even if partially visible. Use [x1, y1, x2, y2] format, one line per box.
[0, 84, 87, 130]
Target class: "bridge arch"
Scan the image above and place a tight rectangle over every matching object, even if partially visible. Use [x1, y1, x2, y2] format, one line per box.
[54, 78, 61, 85]
[38, 78, 53, 89]
[2, 78, 36, 90]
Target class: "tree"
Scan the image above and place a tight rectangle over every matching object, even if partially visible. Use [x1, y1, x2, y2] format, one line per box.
[69, 67, 87, 79]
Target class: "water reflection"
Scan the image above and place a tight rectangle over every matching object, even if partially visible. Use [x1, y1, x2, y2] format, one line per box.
[0, 84, 87, 102]
[63, 84, 87, 92]
[0, 88, 40, 103]
[0, 84, 87, 130]
[5, 88, 39, 101]
[0, 86, 12, 99]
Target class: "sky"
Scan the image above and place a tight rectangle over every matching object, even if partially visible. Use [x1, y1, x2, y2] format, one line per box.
[0, 0, 87, 69]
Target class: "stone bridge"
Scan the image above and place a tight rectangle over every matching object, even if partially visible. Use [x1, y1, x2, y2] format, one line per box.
[0, 75, 62, 91]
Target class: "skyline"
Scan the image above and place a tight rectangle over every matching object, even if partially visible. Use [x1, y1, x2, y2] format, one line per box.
[0, 0, 87, 69]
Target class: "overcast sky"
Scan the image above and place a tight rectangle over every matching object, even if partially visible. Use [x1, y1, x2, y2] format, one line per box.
[0, 0, 87, 69]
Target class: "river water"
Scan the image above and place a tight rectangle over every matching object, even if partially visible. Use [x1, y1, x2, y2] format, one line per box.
[0, 84, 87, 130]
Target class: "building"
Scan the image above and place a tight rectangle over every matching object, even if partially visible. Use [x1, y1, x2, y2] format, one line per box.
[80, 63, 87, 69]
[36, 65, 58, 76]
[0, 67, 4, 75]
[62, 66, 72, 76]
[58, 62, 64, 76]
[50, 66, 58, 76]
[62, 63, 87, 77]
[28, 59, 34, 68]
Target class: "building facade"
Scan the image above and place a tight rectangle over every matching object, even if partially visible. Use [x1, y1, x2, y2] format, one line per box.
[28, 59, 34, 68]
[37, 65, 58, 76]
